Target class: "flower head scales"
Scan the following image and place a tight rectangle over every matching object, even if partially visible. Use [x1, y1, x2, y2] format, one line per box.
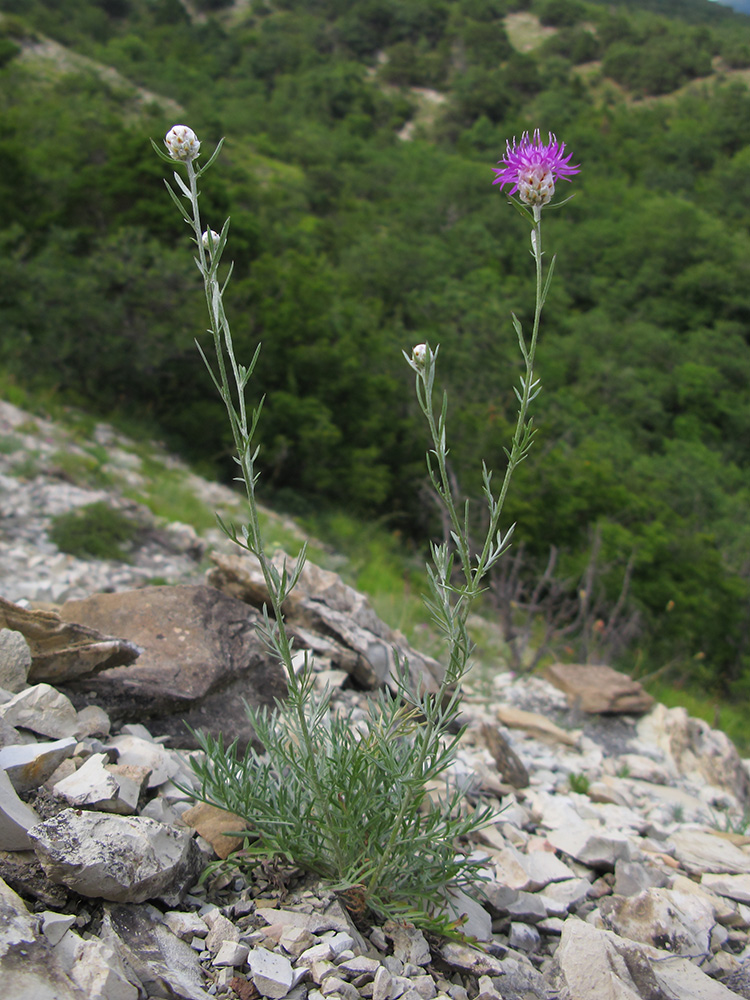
[493, 129, 579, 207]
[165, 125, 201, 162]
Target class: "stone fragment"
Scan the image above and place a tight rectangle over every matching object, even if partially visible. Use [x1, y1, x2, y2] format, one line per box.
[213, 940, 250, 967]
[372, 964, 393, 1000]
[181, 800, 247, 859]
[0, 628, 31, 692]
[555, 917, 737, 1000]
[0, 595, 141, 684]
[547, 823, 632, 870]
[54, 928, 140, 1000]
[0, 735, 77, 793]
[545, 662, 654, 714]
[0, 682, 78, 737]
[0, 875, 87, 999]
[384, 920, 431, 966]
[536, 877, 591, 915]
[481, 723, 529, 788]
[74, 703, 111, 738]
[599, 888, 716, 955]
[670, 830, 750, 875]
[320, 975, 360, 1000]
[53, 752, 132, 813]
[163, 909, 210, 941]
[438, 943, 505, 977]
[0, 766, 40, 850]
[279, 923, 316, 957]
[495, 705, 579, 746]
[247, 945, 296, 997]
[42, 909, 77, 945]
[107, 733, 180, 787]
[508, 922, 541, 953]
[614, 858, 670, 897]
[205, 912, 240, 953]
[442, 886, 492, 940]
[28, 808, 202, 904]
[101, 902, 213, 999]
[702, 872, 750, 904]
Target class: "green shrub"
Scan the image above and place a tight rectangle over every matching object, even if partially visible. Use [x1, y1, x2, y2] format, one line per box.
[49, 501, 141, 561]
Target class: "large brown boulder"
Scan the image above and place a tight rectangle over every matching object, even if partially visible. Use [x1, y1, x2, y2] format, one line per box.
[544, 662, 654, 715]
[57, 585, 287, 750]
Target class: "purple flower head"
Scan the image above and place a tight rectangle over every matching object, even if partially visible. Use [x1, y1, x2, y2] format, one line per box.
[493, 129, 580, 207]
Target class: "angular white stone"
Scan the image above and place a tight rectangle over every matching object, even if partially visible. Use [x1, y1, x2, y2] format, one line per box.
[163, 909, 209, 941]
[0, 736, 77, 793]
[53, 753, 121, 810]
[54, 929, 139, 1000]
[247, 945, 295, 998]
[702, 872, 750, 904]
[670, 830, 750, 876]
[0, 767, 40, 850]
[107, 734, 180, 788]
[28, 808, 200, 903]
[41, 910, 77, 946]
[213, 940, 249, 967]
[547, 824, 632, 869]
[0, 683, 78, 738]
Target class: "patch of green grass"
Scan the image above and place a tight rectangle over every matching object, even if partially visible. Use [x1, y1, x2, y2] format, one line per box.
[48, 448, 114, 489]
[49, 501, 142, 562]
[569, 772, 591, 795]
[126, 458, 218, 532]
[10, 451, 41, 479]
[0, 434, 22, 455]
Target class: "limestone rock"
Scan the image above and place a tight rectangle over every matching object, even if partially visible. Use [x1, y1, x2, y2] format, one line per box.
[0, 595, 141, 684]
[547, 822, 633, 870]
[0, 735, 77, 794]
[598, 887, 716, 955]
[545, 662, 654, 714]
[669, 829, 750, 876]
[0, 682, 78, 738]
[247, 945, 296, 998]
[638, 703, 750, 805]
[0, 875, 88, 1000]
[0, 767, 40, 850]
[101, 902, 213, 1000]
[0, 628, 31, 692]
[52, 752, 146, 814]
[207, 550, 444, 693]
[495, 704, 579, 746]
[702, 872, 750, 904]
[554, 917, 737, 999]
[28, 807, 202, 904]
[54, 928, 140, 1000]
[59, 585, 287, 749]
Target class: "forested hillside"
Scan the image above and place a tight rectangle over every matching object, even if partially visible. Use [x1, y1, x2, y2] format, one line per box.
[2, 0, 750, 716]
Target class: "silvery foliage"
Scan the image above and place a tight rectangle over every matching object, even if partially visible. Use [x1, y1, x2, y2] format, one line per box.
[153, 127, 561, 930]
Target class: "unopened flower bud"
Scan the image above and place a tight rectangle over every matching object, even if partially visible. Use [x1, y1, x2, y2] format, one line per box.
[202, 230, 221, 253]
[165, 124, 201, 162]
[412, 343, 428, 367]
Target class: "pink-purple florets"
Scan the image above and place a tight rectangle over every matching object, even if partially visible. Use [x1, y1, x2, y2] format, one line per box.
[493, 129, 580, 207]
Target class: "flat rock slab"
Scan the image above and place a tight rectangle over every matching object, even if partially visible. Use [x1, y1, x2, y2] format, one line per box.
[545, 662, 654, 714]
[0, 595, 141, 684]
[58, 585, 287, 749]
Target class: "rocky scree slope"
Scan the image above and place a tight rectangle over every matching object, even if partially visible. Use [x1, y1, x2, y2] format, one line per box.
[1, 399, 750, 999]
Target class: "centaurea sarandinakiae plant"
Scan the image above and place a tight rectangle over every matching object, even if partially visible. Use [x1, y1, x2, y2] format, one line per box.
[153, 124, 578, 932]
[405, 129, 580, 708]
